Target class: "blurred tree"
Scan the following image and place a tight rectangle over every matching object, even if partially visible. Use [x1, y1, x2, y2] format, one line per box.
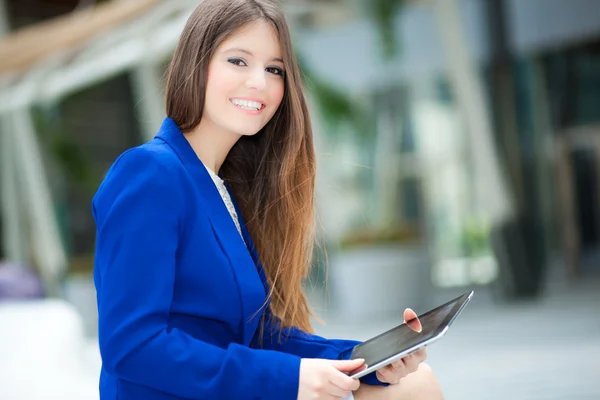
[33, 107, 100, 196]
[363, 0, 406, 59]
[297, 0, 407, 139]
[299, 0, 417, 247]
[297, 53, 373, 144]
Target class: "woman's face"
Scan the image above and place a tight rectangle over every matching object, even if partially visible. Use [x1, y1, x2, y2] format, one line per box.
[202, 21, 285, 138]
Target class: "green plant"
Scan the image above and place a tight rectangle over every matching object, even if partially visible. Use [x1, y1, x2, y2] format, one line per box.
[295, 0, 406, 141]
[363, 0, 406, 59]
[297, 53, 373, 144]
[460, 216, 491, 257]
[32, 106, 101, 195]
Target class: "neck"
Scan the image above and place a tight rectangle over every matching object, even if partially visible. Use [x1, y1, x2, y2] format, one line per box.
[183, 121, 240, 174]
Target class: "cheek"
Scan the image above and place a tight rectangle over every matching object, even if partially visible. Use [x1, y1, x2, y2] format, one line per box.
[206, 68, 236, 101]
[269, 82, 285, 109]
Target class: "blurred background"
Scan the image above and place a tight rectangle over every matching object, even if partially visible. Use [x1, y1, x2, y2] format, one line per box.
[0, 0, 599, 399]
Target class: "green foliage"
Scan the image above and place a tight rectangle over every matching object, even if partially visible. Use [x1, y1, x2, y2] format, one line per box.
[49, 134, 98, 192]
[460, 216, 491, 257]
[32, 106, 101, 195]
[297, 53, 374, 144]
[364, 0, 406, 59]
[293, 0, 406, 144]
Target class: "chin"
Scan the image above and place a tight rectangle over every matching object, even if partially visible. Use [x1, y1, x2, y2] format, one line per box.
[229, 124, 263, 137]
[220, 116, 268, 137]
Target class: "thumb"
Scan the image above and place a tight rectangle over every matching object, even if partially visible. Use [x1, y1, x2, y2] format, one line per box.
[330, 358, 366, 372]
[403, 308, 418, 322]
[404, 308, 422, 333]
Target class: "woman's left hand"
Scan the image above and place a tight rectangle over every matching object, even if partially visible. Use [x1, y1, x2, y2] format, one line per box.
[375, 308, 427, 385]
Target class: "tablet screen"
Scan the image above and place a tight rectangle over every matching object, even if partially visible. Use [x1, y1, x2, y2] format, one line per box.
[350, 292, 472, 368]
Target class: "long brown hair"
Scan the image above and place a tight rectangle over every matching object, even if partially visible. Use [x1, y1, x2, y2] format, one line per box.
[164, 0, 316, 334]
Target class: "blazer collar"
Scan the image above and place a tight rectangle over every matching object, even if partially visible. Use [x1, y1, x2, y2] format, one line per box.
[155, 117, 267, 345]
[154, 117, 209, 170]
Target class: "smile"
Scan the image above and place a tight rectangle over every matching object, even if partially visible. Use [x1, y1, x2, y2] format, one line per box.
[230, 98, 265, 111]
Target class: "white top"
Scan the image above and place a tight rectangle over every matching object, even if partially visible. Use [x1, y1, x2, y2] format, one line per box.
[203, 165, 245, 243]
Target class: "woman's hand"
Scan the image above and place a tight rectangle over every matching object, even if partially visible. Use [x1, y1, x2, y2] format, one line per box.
[298, 358, 363, 399]
[375, 308, 427, 385]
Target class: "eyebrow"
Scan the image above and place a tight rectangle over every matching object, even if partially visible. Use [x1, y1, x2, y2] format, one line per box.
[223, 47, 284, 64]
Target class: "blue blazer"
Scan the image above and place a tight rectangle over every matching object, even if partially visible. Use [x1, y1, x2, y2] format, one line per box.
[92, 118, 383, 400]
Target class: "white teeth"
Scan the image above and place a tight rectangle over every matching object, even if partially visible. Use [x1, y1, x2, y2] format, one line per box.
[230, 99, 262, 111]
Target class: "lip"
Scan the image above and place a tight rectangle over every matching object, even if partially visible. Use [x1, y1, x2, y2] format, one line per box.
[230, 96, 266, 106]
[229, 97, 266, 115]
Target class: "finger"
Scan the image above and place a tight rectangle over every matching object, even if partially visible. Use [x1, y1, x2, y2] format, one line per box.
[403, 308, 418, 321]
[329, 369, 361, 392]
[326, 382, 353, 399]
[386, 361, 408, 380]
[348, 363, 368, 376]
[403, 355, 420, 373]
[391, 358, 406, 370]
[376, 370, 388, 383]
[413, 347, 428, 362]
[331, 358, 365, 373]
[403, 308, 422, 332]
[376, 368, 398, 384]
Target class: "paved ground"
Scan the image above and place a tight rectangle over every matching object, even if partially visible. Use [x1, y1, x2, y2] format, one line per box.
[312, 267, 600, 400]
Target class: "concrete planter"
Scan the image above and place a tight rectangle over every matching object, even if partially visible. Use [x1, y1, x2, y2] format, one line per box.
[328, 244, 431, 319]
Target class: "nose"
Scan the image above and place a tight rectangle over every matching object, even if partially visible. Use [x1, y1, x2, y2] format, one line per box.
[245, 67, 267, 92]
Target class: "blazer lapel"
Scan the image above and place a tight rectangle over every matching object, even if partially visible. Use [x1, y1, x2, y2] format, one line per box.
[155, 118, 266, 345]
[227, 188, 271, 338]
[227, 186, 269, 295]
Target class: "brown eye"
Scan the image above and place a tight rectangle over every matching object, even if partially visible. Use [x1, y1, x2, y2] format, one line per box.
[266, 67, 284, 76]
[228, 58, 247, 67]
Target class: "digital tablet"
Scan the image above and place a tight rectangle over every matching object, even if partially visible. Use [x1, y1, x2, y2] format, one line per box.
[349, 290, 474, 379]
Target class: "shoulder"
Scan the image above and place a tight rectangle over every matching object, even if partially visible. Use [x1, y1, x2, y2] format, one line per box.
[103, 140, 183, 185]
[109, 140, 181, 177]
[93, 140, 184, 207]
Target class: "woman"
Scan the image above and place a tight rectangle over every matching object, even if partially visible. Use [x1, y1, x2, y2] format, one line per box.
[92, 0, 444, 399]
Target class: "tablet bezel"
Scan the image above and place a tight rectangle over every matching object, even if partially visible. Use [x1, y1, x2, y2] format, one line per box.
[349, 290, 474, 380]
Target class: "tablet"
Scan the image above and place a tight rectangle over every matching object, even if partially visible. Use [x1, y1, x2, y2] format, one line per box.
[349, 290, 474, 379]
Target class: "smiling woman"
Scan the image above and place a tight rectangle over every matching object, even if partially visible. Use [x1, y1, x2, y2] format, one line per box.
[196, 21, 285, 135]
[91, 1, 442, 400]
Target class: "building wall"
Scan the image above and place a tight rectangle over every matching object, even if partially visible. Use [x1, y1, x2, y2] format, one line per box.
[39, 73, 142, 261]
[295, 0, 600, 90]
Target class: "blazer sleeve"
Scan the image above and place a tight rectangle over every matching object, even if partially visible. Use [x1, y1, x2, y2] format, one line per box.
[93, 148, 301, 400]
[255, 308, 388, 387]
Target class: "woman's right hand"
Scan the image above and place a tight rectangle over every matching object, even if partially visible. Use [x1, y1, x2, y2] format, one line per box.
[297, 358, 364, 399]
